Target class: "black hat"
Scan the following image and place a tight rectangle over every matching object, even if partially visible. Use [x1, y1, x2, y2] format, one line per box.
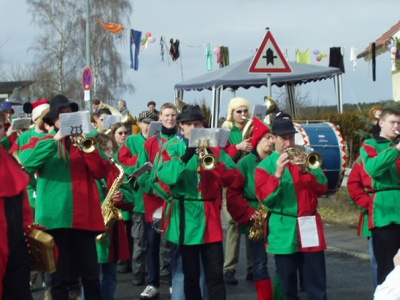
[178, 105, 205, 123]
[271, 118, 298, 136]
[275, 111, 292, 120]
[138, 110, 158, 122]
[43, 95, 79, 126]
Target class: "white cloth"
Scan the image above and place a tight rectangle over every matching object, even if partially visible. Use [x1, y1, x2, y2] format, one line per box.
[374, 266, 400, 300]
[349, 45, 357, 71]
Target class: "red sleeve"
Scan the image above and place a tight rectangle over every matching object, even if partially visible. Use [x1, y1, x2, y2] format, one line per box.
[347, 162, 370, 211]
[224, 141, 239, 159]
[82, 149, 110, 180]
[226, 172, 256, 224]
[118, 144, 139, 167]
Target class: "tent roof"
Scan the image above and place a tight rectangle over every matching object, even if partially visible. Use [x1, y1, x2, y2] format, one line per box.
[174, 56, 342, 91]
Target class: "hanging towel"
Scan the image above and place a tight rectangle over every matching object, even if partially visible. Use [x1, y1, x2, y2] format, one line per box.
[349, 45, 357, 71]
[328, 47, 345, 73]
[205, 44, 212, 71]
[130, 29, 142, 70]
[296, 49, 310, 64]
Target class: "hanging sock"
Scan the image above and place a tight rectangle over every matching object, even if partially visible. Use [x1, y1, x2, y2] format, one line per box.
[130, 29, 142, 70]
[169, 39, 180, 61]
[220, 46, 230, 67]
[328, 47, 345, 73]
[349, 45, 357, 71]
[371, 43, 376, 81]
[296, 49, 310, 64]
[205, 43, 212, 71]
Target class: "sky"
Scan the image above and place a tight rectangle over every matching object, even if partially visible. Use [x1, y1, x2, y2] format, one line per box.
[1, 0, 400, 118]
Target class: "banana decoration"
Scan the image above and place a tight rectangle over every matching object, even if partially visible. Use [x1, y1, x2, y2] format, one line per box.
[98, 18, 124, 35]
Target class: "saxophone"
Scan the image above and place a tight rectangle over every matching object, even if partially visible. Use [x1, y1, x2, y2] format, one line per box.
[96, 159, 124, 242]
[248, 204, 269, 241]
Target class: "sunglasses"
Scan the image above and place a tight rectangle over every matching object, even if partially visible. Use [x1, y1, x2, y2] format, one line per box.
[235, 109, 249, 114]
[117, 131, 128, 136]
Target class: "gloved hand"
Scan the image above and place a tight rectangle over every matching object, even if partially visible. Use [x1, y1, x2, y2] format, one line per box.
[181, 146, 197, 163]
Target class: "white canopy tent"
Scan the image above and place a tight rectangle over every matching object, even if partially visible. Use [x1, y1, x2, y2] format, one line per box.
[174, 56, 344, 127]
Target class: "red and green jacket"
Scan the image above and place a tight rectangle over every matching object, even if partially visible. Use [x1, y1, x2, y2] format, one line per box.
[255, 151, 328, 254]
[136, 131, 177, 222]
[226, 149, 261, 235]
[153, 137, 240, 245]
[118, 133, 147, 214]
[0, 146, 33, 296]
[19, 135, 109, 232]
[224, 125, 244, 163]
[347, 157, 372, 237]
[9, 127, 48, 208]
[359, 137, 400, 229]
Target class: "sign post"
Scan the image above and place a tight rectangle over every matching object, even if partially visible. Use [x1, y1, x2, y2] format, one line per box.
[249, 29, 292, 97]
[82, 66, 93, 108]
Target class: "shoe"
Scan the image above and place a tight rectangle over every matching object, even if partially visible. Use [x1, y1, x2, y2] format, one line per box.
[224, 271, 238, 285]
[44, 288, 52, 300]
[140, 285, 160, 299]
[246, 272, 253, 281]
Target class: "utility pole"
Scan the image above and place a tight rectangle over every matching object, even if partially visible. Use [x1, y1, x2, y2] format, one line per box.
[85, 0, 92, 111]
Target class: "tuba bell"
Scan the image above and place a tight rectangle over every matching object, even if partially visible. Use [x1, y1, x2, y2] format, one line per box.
[264, 96, 279, 115]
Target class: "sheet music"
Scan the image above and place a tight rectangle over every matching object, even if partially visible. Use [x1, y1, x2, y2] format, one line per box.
[189, 128, 219, 148]
[148, 121, 162, 137]
[217, 128, 230, 147]
[103, 115, 121, 130]
[252, 104, 268, 120]
[12, 105, 25, 117]
[59, 111, 91, 136]
[297, 216, 320, 248]
[11, 118, 32, 130]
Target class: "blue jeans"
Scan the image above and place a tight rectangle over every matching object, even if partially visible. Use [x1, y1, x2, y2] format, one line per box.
[170, 243, 209, 300]
[100, 262, 118, 300]
[248, 238, 270, 282]
[275, 251, 327, 300]
[144, 222, 161, 288]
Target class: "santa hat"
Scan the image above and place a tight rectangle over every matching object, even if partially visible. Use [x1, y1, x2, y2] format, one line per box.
[221, 97, 251, 129]
[31, 98, 50, 121]
[251, 117, 271, 148]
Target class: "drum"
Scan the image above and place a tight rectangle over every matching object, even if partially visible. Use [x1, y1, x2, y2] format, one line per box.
[152, 207, 163, 233]
[294, 122, 347, 196]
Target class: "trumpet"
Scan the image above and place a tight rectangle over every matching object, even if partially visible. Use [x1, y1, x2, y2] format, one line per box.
[284, 145, 322, 169]
[196, 139, 218, 170]
[70, 135, 97, 153]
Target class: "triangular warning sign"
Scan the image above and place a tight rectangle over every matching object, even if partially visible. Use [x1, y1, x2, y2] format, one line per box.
[249, 31, 292, 73]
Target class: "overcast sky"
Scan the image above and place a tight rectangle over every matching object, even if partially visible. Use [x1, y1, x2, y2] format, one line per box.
[1, 0, 399, 117]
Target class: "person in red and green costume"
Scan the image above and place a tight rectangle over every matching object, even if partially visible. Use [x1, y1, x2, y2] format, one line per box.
[118, 110, 159, 286]
[255, 118, 328, 300]
[19, 95, 110, 300]
[0, 111, 34, 299]
[221, 97, 253, 284]
[136, 103, 178, 299]
[227, 117, 275, 300]
[153, 104, 241, 300]
[358, 108, 400, 285]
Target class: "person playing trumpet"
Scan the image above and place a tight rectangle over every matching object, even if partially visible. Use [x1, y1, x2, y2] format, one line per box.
[226, 117, 275, 299]
[18, 95, 110, 300]
[255, 118, 328, 300]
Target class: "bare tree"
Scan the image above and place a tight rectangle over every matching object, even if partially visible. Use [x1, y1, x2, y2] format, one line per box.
[27, 0, 133, 106]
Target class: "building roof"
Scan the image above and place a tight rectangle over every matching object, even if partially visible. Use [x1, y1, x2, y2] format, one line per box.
[0, 81, 34, 94]
[357, 21, 400, 61]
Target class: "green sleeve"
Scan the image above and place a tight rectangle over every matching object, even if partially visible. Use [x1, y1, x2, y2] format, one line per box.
[19, 138, 58, 173]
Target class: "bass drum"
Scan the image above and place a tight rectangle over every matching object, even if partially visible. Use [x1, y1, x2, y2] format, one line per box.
[294, 122, 347, 196]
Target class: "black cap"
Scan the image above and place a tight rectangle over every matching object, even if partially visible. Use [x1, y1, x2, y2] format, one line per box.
[42, 95, 79, 126]
[178, 105, 205, 123]
[271, 118, 297, 136]
[138, 110, 158, 122]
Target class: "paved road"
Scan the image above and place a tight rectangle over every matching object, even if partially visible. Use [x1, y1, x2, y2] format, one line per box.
[32, 224, 376, 299]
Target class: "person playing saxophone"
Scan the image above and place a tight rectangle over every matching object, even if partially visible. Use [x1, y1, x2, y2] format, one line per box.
[226, 117, 275, 299]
